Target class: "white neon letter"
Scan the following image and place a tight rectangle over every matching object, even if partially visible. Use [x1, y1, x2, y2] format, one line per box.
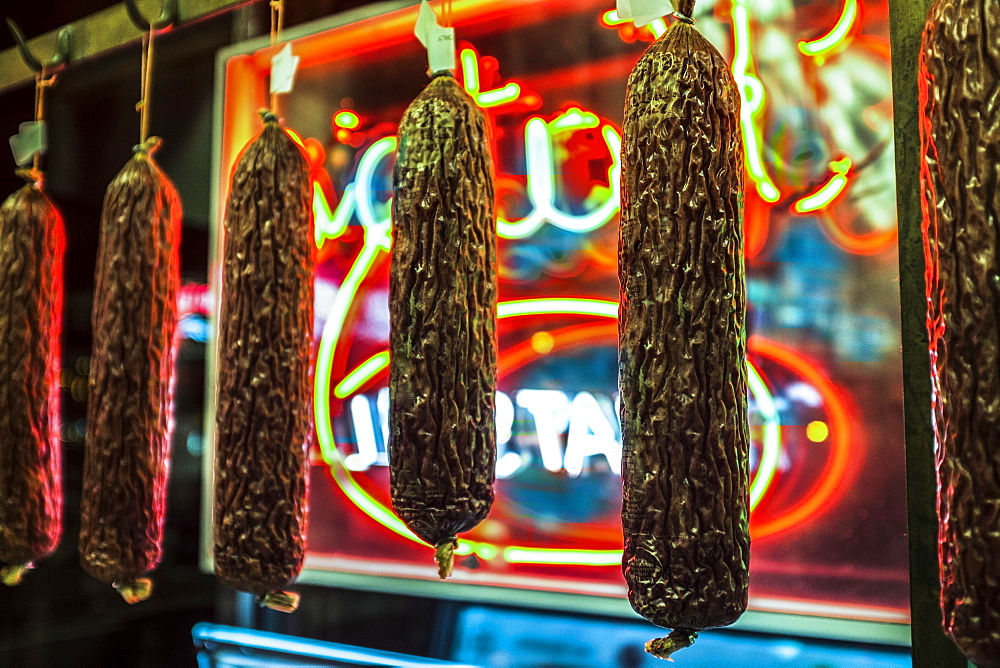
[377, 387, 390, 450]
[563, 391, 621, 477]
[345, 394, 384, 471]
[354, 136, 396, 228]
[495, 391, 523, 478]
[515, 389, 569, 472]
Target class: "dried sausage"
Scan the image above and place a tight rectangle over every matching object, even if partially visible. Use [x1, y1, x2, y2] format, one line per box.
[80, 141, 181, 603]
[618, 3, 750, 658]
[0, 172, 65, 586]
[389, 73, 498, 579]
[213, 113, 314, 612]
[919, 1, 1000, 662]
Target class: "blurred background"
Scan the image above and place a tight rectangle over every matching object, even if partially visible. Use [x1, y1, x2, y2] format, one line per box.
[0, 1, 913, 666]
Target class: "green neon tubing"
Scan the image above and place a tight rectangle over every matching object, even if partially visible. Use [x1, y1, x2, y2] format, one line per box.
[548, 108, 599, 133]
[649, 18, 667, 38]
[602, 10, 627, 25]
[477, 83, 521, 107]
[798, 0, 858, 58]
[497, 119, 621, 239]
[503, 547, 623, 566]
[461, 48, 521, 108]
[498, 298, 619, 319]
[315, 183, 354, 247]
[314, 227, 391, 469]
[747, 362, 782, 509]
[335, 351, 391, 399]
[460, 48, 480, 94]
[794, 158, 852, 213]
[732, 0, 780, 203]
[335, 110, 361, 130]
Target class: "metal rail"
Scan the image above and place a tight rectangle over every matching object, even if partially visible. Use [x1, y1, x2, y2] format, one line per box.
[0, 0, 247, 91]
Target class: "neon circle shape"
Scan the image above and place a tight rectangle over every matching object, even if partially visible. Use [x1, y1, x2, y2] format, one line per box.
[745, 335, 857, 539]
[315, 297, 785, 566]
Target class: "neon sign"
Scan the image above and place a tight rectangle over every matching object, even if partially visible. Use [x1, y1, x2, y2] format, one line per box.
[318, 305, 844, 562]
[459, 45, 521, 107]
[300, 30, 856, 561]
[313, 112, 621, 245]
[312, 229, 842, 557]
[597, 2, 892, 258]
[214, 0, 907, 621]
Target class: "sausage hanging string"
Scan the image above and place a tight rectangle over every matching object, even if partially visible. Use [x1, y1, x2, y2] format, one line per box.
[672, 0, 695, 22]
[269, 0, 285, 113]
[23, 66, 56, 179]
[136, 25, 156, 145]
[12, 65, 56, 185]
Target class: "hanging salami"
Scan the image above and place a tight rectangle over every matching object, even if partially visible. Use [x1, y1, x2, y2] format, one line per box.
[389, 72, 498, 579]
[213, 112, 314, 612]
[0, 171, 65, 586]
[80, 140, 181, 603]
[618, 1, 750, 659]
[919, 0, 1000, 663]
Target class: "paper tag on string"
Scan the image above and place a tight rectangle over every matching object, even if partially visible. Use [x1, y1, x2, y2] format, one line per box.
[415, 0, 456, 73]
[9, 121, 47, 167]
[270, 44, 301, 95]
[616, 0, 670, 27]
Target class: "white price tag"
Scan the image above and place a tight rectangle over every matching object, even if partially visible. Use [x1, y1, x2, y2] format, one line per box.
[415, 0, 456, 73]
[270, 43, 301, 95]
[616, 0, 671, 27]
[8, 120, 47, 167]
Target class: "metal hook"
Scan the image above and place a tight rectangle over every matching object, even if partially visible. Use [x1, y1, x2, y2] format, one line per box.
[124, 0, 178, 31]
[6, 19, 73, 73]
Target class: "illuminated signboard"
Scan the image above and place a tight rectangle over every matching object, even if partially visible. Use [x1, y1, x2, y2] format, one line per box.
[207, 0, 906, 640]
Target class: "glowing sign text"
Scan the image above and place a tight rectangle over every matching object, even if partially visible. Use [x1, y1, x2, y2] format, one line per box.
[313, 110, 621, 245]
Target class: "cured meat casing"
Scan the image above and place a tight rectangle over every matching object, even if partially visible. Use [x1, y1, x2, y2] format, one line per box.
[0, 175, 65, 586]
[389, 73, 498, 579]
[80, 141, 181, 604]
[213, 114, 314, 613]
[618, 2, 750, 659]
[919, 0, 1000, 663]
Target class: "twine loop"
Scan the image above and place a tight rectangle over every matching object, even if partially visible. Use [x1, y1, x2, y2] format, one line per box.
[133, 136, 162, 155]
